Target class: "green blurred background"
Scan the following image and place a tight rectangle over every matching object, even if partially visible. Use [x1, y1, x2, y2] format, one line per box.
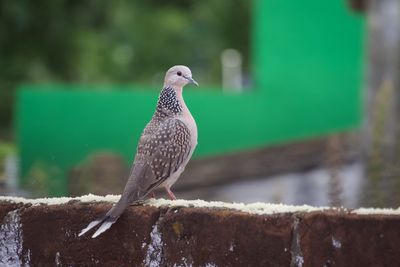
[1, 0, 372, 206]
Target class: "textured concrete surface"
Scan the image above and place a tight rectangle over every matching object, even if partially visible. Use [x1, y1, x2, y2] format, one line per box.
[0, 199, 399, 266]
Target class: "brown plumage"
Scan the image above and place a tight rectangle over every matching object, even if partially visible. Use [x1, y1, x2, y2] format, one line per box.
[79, 65, 198, 238]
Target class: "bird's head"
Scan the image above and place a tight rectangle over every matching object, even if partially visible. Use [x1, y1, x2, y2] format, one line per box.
[164, 65, 198, 88]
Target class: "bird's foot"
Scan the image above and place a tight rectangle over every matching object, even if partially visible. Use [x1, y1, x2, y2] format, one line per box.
[165, 188, 177, 200]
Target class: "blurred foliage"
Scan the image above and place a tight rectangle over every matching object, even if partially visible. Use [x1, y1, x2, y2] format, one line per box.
[0, 0, 250, 131]
[0, 142, 14, 158]
[26, 160, 63, 197]
[0, 142, 15, 181]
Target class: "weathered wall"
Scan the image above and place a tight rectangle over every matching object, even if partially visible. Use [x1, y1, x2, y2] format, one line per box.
[0, 197, 399, 266]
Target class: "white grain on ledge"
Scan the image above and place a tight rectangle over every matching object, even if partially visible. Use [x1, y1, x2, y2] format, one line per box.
[0, 194, 120, 206]
[0, 194, 399, 215]
[352, 207, 400, 215]
[145, 198, 324, 215]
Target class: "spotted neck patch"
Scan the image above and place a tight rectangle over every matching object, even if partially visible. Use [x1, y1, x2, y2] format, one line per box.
[156, 86, 182, 116]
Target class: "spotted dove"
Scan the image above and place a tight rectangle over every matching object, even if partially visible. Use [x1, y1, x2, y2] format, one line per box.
[79, 65, 198, 238]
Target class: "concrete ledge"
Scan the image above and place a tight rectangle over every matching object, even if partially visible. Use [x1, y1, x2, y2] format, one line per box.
[0, 195, 399, 266]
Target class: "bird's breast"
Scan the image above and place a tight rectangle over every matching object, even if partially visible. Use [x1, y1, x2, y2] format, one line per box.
[178, 111, 197, 148]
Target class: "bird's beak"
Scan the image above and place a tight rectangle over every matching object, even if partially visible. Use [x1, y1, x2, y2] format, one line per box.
[185, 76, 199, 86]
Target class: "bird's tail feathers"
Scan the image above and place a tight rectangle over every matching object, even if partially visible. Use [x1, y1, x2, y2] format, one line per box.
[78, 165, 146, 238]
[78, 214, 118, 238]
[78, 218, 103, 237]
[91, 216, 118, 238]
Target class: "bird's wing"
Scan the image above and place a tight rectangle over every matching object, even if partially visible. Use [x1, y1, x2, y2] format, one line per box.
[106, 118, 192, 217]
[137, 118, 192, 193]
[83, 118, 192, 238]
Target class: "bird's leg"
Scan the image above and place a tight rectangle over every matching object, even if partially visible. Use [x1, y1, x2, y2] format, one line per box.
[165, 187, 177, 200]
[151, 192, 156, 199]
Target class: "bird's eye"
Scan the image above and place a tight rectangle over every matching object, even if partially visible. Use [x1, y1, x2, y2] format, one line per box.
[177, 71, 182, 76]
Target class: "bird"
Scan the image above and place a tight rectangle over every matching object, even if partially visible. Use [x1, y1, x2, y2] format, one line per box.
[79, 65, 198, 238]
